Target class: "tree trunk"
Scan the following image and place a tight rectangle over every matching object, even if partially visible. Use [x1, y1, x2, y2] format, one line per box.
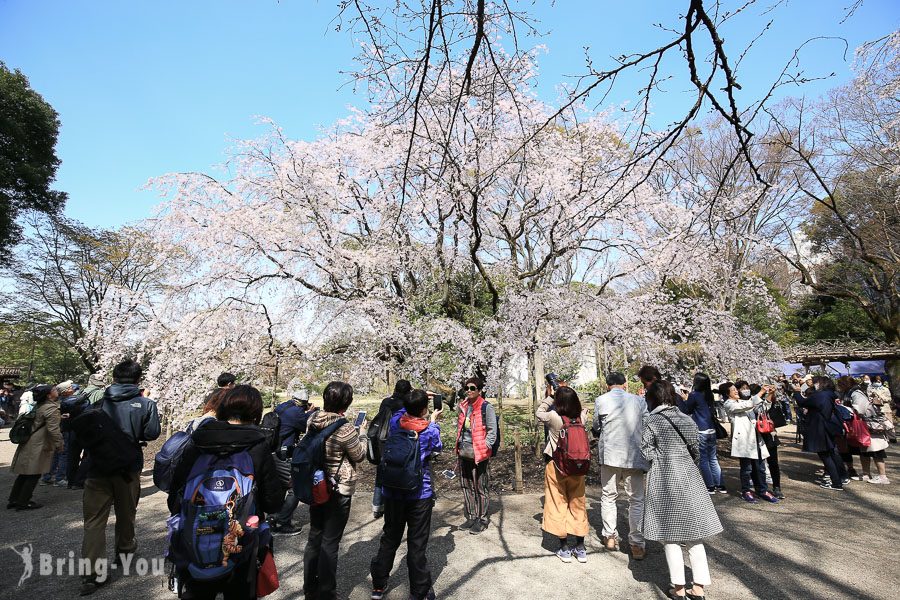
[533, 346, 545, 458]
[533, 346, 545, 414]
[885, 359, 900, 406]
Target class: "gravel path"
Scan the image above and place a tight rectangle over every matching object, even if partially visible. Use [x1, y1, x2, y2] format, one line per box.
[1, 427, 897, 600]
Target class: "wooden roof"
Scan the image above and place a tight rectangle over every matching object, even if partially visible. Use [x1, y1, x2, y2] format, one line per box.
[783, 340, 900, 364]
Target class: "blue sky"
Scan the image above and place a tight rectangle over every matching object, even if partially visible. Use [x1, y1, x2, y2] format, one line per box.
[1, 1, 897, 228]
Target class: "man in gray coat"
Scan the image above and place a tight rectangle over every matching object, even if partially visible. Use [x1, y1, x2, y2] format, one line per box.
[593, 372, 649, 560]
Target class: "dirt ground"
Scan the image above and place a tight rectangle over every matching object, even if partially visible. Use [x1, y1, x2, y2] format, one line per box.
[1, 424, 898, 600]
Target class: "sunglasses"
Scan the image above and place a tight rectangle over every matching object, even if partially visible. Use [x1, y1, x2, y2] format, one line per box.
[466, 386, 479, 392]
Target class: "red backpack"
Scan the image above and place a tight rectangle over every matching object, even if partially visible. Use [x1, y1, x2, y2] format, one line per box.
[552, 416, 591, 476]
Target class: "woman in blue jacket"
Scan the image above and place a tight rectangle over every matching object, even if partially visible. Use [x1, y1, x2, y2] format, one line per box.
[370, 389, 443, 600]
[679, 373, 725, 494]
[796, 376, 848, 490]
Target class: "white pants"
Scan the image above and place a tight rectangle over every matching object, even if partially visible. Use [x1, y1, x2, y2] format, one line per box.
[599, 465, 645, 546]
[663, 542, 711, 586]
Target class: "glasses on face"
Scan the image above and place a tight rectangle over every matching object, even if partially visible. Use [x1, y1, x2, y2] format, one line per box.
[466, 386, 478, 392]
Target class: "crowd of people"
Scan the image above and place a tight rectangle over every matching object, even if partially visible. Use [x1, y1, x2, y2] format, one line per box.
[2, 361, 895, 600]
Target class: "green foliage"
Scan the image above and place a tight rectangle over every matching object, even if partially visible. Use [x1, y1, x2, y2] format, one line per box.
[787, 294, 884, 343]
[0, 316, 86, 384]
[0, 63, 67, 263]
[575, 378, 605, 402]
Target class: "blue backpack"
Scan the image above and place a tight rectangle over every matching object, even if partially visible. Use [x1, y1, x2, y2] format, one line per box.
[379, 428, 423, 491]
[153, 419, 209, 492]
[170, 451, 264, 582]
[291, 418, 347, 506]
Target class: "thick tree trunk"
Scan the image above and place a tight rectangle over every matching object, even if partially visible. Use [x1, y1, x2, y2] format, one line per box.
[885, 359, 900, 406]
[533, 346, 545, 458]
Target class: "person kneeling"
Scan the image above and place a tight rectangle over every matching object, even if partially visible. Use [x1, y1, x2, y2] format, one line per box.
[370, 389, 443, 600]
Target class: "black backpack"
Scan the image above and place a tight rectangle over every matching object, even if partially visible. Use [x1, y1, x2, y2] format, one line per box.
[259, 409, 282, 454]
[366, 401, 395, 465]
[70, 406, 142, 476]
[291, 418, 347, 505]
[380, 428, 423, 491]
[482, 402, 501, 457]
[9, 409, 44, 445]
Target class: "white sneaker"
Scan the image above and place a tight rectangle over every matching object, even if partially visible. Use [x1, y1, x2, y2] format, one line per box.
[867, 476, 890, 485]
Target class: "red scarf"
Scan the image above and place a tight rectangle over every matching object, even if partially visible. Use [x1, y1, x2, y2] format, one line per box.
[400, 413, 429, 433]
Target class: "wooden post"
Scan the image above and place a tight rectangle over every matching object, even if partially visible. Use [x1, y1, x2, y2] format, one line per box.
[514, 430, 524, 494]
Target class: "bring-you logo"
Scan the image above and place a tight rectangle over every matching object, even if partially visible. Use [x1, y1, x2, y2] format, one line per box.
[6, 543, 165, 586]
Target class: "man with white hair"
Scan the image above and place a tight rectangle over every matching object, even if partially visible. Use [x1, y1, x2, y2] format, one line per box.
[40, 380, 76, 487]
[268, 387, 316, 535]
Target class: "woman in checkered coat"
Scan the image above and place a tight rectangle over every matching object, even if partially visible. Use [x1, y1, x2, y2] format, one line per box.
[642, 381, 723, 600]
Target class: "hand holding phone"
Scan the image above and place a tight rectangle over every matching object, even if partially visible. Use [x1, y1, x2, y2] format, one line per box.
[354, 410, 367, 429]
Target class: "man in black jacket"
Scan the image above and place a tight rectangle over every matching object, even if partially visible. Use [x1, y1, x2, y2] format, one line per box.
[269, 390, 315, 535]
[80, 359, 160, 596]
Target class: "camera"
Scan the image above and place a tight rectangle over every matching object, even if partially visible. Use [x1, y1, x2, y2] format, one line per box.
[545, 372, 561, 391]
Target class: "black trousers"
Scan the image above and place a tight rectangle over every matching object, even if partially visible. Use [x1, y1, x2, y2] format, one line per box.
[761, 433, 781, 489]
[818, 447, 847, 487]
[180, 562, 255, 600]
[8, 474, 40, 506]
[370, 497, 435, 599]
[303, 493, 352, 600]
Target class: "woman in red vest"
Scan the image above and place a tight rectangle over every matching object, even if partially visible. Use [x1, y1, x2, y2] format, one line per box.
[455, 377, 498, 535]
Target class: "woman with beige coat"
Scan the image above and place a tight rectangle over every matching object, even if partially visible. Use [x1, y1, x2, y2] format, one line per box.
[536, 385, 591, 563]
[8, 385, 63, 511]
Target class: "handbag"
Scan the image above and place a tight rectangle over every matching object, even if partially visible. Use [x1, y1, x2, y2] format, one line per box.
[863, 405, 888, 432]
[713, 419, 728, 440]
[756, 411, 775, 434]
[846, 412, 872, 447]
[256, 547, 280, 597]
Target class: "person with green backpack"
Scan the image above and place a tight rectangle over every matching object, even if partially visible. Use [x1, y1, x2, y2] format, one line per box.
[8, 385, 63, 510]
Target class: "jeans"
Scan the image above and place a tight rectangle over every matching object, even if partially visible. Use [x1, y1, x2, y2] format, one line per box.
[738, 458, 767, 494]
[599, 465, 644, 546]
[303, 493, 352, 600]
[697, 432, 723, 489]
[370, 497, 435, 599]
[44, 442, 68, 482]
[372, 469, 384, 513]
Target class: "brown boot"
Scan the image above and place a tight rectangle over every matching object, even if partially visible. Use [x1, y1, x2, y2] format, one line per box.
[603, 535, 619, 551]
[630, 544, 646, 560]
